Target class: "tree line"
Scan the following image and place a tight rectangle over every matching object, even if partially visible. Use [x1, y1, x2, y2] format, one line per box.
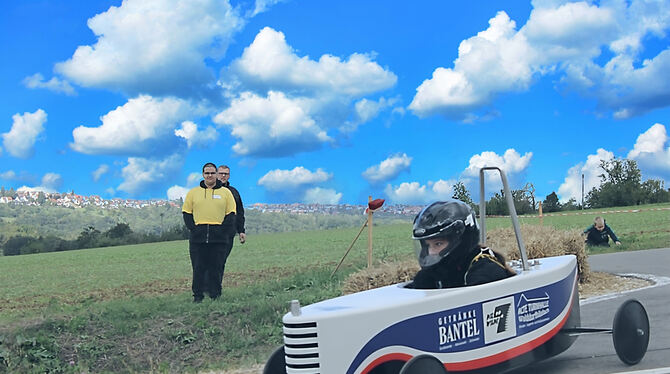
[453, 158, 669, 215]
[2, 223, 189, 256]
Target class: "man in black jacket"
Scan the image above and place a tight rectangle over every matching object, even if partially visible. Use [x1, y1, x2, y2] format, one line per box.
[217, 165, 246, 285]
[182, 162, 236, 302]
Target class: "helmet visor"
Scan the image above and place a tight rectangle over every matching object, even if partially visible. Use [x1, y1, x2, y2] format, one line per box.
[414, 236, 455, 268]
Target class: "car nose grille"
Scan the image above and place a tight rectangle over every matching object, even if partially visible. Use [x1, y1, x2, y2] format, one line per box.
[283, 321, 320, 373]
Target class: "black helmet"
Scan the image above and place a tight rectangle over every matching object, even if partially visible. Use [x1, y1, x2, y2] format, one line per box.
[412, 200, 479, 268]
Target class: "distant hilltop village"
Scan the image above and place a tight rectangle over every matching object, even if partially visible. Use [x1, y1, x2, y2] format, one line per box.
[0, 189, 179, 209]
[0, 189, 422, 216]
[247, 202, 422, 216]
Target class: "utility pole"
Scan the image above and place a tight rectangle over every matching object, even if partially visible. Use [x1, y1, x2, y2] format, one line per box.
[581, 173, 584, 209]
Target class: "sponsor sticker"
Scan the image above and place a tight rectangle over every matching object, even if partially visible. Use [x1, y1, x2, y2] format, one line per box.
[483, 296, 516, 344]
[436, 306, 482, 350]
[516, 292, 551, 329]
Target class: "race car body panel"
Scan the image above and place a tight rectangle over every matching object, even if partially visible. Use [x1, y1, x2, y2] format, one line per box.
[282, 255, 580, 374]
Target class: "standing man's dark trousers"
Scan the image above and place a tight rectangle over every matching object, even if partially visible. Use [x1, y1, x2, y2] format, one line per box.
[189, 242, 226, 301]
[216, 237, 235, 287]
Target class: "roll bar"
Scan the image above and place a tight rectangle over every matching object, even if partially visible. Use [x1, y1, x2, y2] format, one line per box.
[479, 167, 530, 271]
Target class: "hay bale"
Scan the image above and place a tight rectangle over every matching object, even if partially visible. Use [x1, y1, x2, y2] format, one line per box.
[342, 260, 419, 295]
[341, 225, 591, 294]
[485, 225, 590, 283]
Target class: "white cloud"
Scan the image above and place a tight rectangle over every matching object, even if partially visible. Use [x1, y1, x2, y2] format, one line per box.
[117, 154, 184, 195]
[41, 173, 63, 190]
[258, 166, 331, 191]
[459, 149, 532, 197]
[23, 73, 75, 95]
[17, 185, 56, 194]
[557, 148, 614, 203]
[410, 1, 670, 120]
[362, 153, 412, 184]
[175, 121, 219, 148]
[216, 27, 398, 158]
[2, 109, 47, 159]
[409, 11, 531, 119]
[214, 91, 331, 157]
[166, 172, 202, 201]
[167, 185, 190, 201]
[627, 123, 670, 182]
[0, 170, 17, 180]
[229, 27, 397, 96]
[92, 164, 109, 182]
[384, 179, 455, 205]
[186, 172, 201, 186]
[0, 170, 34, 183]
[248, 0, 286, 17]
[15, 172, 63, 194]
[303, 187, 342, 204]
[71, 95, 202, 156]
[54, 0, 244, 97]
[342, 97, 397, 132]
[462, 149, 532, 178]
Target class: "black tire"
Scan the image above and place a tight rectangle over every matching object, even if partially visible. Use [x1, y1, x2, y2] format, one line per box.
[263, 346, 286, 374]
[612, 299, 650, 365]
[399, 354, 447, 374]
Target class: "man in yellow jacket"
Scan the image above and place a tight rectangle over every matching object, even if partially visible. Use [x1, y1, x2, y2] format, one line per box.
[182, 162, 236, 302]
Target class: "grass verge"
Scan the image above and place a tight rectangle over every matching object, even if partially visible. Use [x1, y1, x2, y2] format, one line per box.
[0, 267, 347, 373]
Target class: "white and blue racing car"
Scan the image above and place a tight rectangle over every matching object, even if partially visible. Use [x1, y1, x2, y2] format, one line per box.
[264, 167, 650, 374]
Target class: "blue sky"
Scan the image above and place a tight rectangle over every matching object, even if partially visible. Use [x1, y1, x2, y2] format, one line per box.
[2, 0, 670, 206]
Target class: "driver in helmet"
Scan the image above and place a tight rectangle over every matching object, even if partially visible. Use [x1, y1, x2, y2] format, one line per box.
[407, 200, 515, 289]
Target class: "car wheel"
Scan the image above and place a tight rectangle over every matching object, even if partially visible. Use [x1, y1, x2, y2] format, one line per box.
[399, 354, 447, 374]
[263, 346, 286, 374]
[612, 299, 650, 365]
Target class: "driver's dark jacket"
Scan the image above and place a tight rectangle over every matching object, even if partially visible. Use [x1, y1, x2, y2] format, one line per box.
[408, 246, 514, 289]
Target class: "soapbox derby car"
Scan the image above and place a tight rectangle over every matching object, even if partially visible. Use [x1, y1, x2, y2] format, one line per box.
[264, 167, 650, 374]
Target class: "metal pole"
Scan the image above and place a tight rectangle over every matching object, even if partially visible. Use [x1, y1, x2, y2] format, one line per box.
[479, 167, 529, 271]
[581, 173, 584, 209]
[479, 169, 487, 245]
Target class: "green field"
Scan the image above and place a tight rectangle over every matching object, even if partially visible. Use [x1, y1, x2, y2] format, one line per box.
[0, 204, 668, 373]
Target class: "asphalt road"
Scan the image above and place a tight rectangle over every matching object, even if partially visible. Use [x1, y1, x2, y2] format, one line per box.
[510, 247, 670, 374]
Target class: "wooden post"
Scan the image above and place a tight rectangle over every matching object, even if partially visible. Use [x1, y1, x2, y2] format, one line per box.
[367, 195, 373, 268]
[538, 201, 544, 225]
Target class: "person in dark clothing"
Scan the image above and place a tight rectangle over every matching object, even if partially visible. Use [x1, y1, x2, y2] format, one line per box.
[182, 162, 237, 303]
[217, 165, 246, 286]
[583, 216, 621, 247]
[406, 200, 515, 289]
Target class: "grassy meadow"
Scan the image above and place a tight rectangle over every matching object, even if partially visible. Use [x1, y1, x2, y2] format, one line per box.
[0, 203, 668, 373]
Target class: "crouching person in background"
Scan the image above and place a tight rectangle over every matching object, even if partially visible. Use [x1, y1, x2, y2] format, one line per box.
[583, 216, 621, 247]
[182, 162, 236, 303]
[407, 200, 515, 289]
